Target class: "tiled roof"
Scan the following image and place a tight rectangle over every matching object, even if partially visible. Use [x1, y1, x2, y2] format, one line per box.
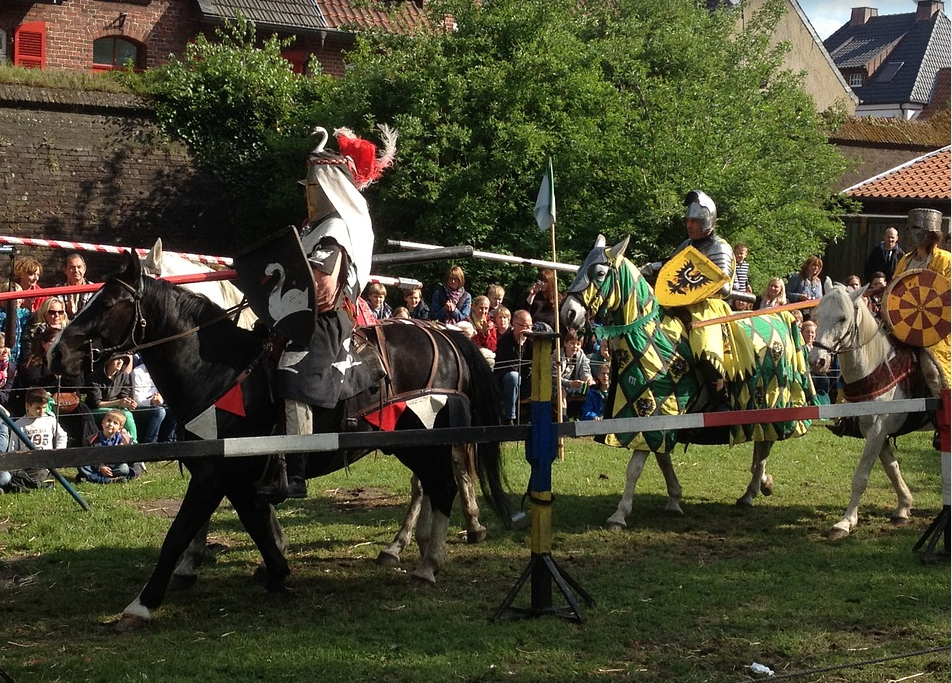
[919, 66, 951, 118]
[824, 9, 951, 106]
[830, 108, 951, 147]
[195, 0, 427, 34]
[196, 0, 328, 31]
[319, 0, 427, 32]
[842, 145, 951, 200]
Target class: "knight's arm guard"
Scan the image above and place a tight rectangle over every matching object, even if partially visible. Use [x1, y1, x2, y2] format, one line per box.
[703, 238, 735, 298]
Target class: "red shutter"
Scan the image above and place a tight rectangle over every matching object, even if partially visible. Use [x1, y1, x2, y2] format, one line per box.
[14, 22, 46, 69]
[282, 50, 305, 74]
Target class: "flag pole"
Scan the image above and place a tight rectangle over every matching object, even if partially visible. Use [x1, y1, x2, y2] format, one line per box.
[535, 157, 565, 460]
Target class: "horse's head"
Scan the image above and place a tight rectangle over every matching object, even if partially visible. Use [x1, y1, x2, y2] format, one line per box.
[50, 250, 146, 378]
[561, 234, 634, 330]
[808, 283, 872, 374]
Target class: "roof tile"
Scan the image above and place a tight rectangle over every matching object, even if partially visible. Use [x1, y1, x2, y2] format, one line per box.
[843, 145, 951, 200]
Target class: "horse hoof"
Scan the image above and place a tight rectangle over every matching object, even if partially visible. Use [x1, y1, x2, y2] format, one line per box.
[466, 527, 487, 544]
[734, 497, 754, 508]
[828, 527, 850, 540]
[252, 565, 269, 585]
[761, 475, 774, 497]
[890, 517, 910, 527]
[168, 573, 197, 592]
[115, 614, 149, 634]
[605, 522, 626, 532]
[664, 505, 684, 516]
[409, 573, 437, 588]
[376, 551, 401, 566]
[267, 586, 291, 603]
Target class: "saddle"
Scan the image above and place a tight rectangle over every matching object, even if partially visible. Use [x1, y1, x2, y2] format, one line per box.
[346, 320, 470, 431]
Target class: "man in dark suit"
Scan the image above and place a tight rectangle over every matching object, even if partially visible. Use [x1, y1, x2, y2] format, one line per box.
[864, 227, 904, 282]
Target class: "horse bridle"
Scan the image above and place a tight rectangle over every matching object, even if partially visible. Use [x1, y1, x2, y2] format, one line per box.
[90, 275, 247, 365]
[812, 301, 878, 355]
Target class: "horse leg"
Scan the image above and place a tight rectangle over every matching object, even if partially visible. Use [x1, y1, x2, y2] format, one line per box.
[653, 449, 684, 515]
[411, 504, 450, 586]
[831, 422, 888, 540]
[406, 449, 456, 585]
[606, 450, 651, 531]
[377, 475, 424, 566]
[452, 443, 486, 544]
[878, 440, 913, 525]
[736, 442, 774, 507]
[118, 468, 227, 632]
[169, 520, 210, 591]
[227, 484, 291, 597]
[252, 504, 290, 584]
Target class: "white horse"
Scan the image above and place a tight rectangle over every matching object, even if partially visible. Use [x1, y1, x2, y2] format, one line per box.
[140, 239, 486, 573]
[141, 239, 258, 330]
[809, 283, 933, 539]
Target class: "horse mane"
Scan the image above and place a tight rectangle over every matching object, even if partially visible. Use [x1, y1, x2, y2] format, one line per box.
[141, 275, 232, 331]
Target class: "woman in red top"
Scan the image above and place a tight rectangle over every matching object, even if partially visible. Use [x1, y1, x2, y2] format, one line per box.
[468, 295, 497, 352]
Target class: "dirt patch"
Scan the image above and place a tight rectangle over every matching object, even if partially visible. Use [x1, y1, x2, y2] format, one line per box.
[322, 487, 405, 512]
[129, 497, 182, 519]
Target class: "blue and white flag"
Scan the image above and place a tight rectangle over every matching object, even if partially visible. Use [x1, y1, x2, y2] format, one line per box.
[534, 157, 556, 232]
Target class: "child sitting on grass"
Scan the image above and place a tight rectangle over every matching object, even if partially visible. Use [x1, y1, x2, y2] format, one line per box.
[1, 387, 65, 492]
[580, 363, 611, 421]
[76, 409, 142, 484]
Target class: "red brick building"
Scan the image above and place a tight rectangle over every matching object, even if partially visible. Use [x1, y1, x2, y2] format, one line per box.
[0, 0, 427, 77]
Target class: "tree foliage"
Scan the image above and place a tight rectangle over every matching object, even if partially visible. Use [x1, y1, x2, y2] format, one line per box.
[141, 0, 851, 291]
[321, 0, 850, 289]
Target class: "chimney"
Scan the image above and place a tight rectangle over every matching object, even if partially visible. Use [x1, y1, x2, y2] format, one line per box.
[850, 7, 879, 26]
[916, 1, 943, 20]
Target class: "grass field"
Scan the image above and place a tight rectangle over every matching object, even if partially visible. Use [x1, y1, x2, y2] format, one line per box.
[0, 426, 949, 682]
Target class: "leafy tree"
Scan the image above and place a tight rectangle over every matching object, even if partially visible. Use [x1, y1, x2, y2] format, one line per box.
[138, 15, 331, 241]
[324, 0, 850, 290]
[136, 1, 851, 294]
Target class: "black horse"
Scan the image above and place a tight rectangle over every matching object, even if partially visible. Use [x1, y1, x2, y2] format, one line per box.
[50, 251, 510, 631]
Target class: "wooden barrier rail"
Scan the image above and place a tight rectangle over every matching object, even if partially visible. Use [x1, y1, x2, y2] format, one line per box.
[1, 398, 939, 471]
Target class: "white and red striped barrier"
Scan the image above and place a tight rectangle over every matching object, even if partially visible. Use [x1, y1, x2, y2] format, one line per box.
[0, 235, 232, 266]
[0, 236, 421, 291]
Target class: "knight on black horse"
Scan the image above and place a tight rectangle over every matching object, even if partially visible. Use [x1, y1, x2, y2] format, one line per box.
[49, 126, 511, 630]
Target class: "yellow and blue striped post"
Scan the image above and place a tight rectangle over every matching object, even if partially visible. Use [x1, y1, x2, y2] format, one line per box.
[494, 332, 593, 622]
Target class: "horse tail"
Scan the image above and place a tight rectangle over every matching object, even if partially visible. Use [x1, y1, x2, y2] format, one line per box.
[448, 332, 512, 523]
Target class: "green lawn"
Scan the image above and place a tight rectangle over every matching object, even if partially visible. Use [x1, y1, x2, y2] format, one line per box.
[0, 427, 948, 682]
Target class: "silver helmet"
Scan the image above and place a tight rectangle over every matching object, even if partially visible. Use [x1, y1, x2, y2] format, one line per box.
[684, 190, 717, 235]
[907, 208, 944, 247]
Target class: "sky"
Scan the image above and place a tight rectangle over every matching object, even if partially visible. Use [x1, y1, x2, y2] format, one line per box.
[797, 0, 951, 39]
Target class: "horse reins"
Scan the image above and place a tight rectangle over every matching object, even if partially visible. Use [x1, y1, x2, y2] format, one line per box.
[812, 301, 880, 356]
[91, 277, 251, 364]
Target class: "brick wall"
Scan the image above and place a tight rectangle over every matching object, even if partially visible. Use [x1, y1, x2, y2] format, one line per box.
[0, 1, 200, 71]
[0, 1, 352, 75]
[0, 84, 232, 284]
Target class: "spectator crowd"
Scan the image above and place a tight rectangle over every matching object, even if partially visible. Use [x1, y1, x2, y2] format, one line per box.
[0, 214, 939, 493]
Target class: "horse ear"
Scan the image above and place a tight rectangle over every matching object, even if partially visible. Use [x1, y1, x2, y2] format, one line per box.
[824, 276, 833, 292]
[142, 238, 162, 272]
[850, 284, 869, 302]
[608, 236, 630, 264]
[595, 234, 606, 249]
[119, 249, 142, 284]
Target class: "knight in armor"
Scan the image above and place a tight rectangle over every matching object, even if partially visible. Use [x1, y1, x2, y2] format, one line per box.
[893, 208, 951, 395]
[643, 190, 755, 409]
[260, 126, 396, 501]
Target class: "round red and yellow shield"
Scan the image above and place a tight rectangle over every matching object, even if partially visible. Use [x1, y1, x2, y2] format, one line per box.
[882, 268, 951, 347]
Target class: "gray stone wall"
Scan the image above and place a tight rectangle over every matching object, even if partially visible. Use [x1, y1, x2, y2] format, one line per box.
[0, 84, 230, 284]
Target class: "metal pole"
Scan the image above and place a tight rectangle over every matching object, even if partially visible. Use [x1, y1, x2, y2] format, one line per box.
[387, 239, 579, 273]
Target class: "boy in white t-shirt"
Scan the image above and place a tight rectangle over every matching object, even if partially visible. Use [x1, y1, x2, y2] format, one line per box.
[1, 388, 66, 492]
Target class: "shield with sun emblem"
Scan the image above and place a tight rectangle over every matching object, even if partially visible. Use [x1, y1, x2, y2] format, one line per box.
[656, 246, 729, 307]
